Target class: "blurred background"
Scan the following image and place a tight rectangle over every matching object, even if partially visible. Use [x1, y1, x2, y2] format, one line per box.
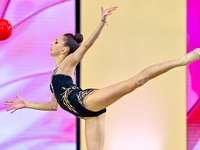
[0, 0, 77, 150]
[187, 0, 200, 150]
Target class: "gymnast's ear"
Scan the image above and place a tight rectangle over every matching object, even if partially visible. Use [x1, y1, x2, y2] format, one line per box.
[61, 47, 69, 54]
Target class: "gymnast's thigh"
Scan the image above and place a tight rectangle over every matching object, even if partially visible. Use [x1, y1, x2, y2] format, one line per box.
[84, 79, 134, 112]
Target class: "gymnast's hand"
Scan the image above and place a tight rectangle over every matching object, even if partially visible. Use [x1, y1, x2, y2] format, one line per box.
[101, 6, 118, 23]
[4, 94, 26, 113]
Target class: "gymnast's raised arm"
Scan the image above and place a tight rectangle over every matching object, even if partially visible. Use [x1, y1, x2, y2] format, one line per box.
[73, 6, 118, 62]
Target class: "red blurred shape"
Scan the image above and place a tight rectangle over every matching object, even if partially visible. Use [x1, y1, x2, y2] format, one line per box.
[0, 18, 12, 41]
[187, 98, 200, 150]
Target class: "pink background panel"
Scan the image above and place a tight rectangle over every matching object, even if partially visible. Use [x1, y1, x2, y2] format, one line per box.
[187, 0, 200, 150]
[0, 0, 77, 149]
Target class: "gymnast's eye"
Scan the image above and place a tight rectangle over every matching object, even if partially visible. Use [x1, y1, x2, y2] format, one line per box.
[55, 41, 58, 44]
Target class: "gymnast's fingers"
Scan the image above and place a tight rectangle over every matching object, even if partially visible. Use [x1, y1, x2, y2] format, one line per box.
[101, 6, 104, 13]
[11, 109, 17, 114]
[105, 8, 117, 15]
[106, 12, 113, 16]
[16, 94, 21, 99]
[4, 103, 13, 106]
[5, 101, 14, 103]
[107, 6, 118, 11]
[6, 106, 14, 111]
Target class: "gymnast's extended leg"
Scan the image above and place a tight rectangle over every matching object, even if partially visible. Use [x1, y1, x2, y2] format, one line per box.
[83, 49, 200, 150]
[84, 49, 200, 112]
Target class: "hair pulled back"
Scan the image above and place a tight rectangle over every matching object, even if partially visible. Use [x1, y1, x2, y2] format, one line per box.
[63, 33, 83, 55]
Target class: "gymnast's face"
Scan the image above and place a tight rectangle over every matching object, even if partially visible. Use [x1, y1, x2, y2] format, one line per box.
[50, 35, 66, 56]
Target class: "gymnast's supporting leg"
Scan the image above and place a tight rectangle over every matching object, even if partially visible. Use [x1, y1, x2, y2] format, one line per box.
[85, 49, 200, 112]
[84, 114, 106, 150]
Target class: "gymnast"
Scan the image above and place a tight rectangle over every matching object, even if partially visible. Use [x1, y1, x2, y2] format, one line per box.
[4, 6, 200, 150]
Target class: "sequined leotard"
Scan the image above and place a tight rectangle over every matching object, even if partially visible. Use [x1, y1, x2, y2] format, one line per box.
[50, 68, 106, 118]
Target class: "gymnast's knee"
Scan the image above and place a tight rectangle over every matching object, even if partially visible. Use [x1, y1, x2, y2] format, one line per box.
[86, 141, 104, 150]
[137, 76, 149, 87]
[128, 74, 149, 91]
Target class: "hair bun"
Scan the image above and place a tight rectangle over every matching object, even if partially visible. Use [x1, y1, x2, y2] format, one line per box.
[74, 33, 83, 44]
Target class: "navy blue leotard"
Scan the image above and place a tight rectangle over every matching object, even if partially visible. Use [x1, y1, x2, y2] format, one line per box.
[50, 68, 106, 118]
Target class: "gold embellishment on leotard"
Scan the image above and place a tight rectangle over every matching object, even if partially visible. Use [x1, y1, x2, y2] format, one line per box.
[50, 68, 57, 94]
[51, 68, 58, 80]
[76, 89, 94, 108]
[60, 86, 79, 114]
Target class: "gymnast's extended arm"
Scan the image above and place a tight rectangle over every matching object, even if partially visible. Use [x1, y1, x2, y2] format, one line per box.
[4, 94, 58, 113]
[73, 6, 118, 62]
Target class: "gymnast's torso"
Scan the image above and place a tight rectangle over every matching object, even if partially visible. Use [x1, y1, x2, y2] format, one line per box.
[50, 67, 106, 118]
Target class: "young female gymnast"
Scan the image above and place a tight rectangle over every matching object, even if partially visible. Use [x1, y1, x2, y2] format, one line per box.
[4, 6, 200, 150]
